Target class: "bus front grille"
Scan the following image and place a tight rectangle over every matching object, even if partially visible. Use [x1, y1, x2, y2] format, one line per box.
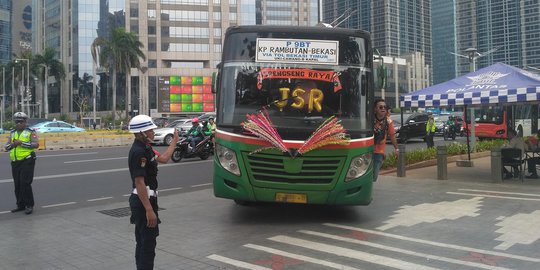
[243, 152, 345, 184]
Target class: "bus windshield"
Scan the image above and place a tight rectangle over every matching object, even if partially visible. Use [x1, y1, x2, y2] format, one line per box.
[218, 32, 371, 140]
[465, 107, 504, 125]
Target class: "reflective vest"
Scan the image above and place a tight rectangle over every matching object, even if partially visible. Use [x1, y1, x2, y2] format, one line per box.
[9, 129, 35, 161]
[426, 120, 436, 133]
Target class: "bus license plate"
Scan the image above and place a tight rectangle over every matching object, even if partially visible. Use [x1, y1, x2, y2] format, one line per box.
[275, 193, 307, 203]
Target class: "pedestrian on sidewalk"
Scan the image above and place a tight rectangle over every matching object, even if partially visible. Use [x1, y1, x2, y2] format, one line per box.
[4, 112, 39, 215]
[425, 112, 436, 148]
[373, 98, 399, 182]
[127, 114, 179, 270]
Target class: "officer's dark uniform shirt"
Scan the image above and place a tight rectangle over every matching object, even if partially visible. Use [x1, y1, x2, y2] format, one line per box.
[128, 139, 159, 190]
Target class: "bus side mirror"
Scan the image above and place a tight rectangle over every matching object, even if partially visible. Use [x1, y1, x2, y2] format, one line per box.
[212, 71, 219, 94]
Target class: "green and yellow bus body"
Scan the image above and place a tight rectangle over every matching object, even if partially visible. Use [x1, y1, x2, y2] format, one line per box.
[213, 25, 375, 205]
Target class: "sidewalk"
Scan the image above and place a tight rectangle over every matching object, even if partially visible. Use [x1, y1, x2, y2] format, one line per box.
[1, 156, 537, 270]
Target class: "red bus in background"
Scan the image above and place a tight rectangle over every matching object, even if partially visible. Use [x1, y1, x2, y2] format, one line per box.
[463, 106, 508, 139]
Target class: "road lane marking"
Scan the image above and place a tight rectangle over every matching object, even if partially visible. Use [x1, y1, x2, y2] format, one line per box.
[245, 244, 361, 270]
[458, 188, 540, 197]
[191, 183, 211, 188]
[42, 202, 76, 208]
[447, 192, 540, 201]
[324, 223, 540, 263]
[39, 152, 99, 157]
[299, 230, 511, 270]
[269, 235, 440, 270]
[0, 160, 213, 184]
[0, 211, 10, 214]
[87, 197, 113, 202]
[207, 254, 272, 270]
[159, 187, 183, 192]
[64, 157, 126, 163]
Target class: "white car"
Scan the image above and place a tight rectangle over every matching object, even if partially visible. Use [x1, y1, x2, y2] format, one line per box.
[152, 119, 192, 145]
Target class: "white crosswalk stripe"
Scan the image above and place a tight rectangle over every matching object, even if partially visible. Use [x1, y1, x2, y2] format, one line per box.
[208, 223, 539, 269]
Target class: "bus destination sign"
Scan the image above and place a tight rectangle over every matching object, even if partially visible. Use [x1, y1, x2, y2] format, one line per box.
[256, 38, 339, 65]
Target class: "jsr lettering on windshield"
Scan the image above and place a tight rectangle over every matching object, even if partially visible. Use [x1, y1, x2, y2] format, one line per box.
[275, 86, 324, 113]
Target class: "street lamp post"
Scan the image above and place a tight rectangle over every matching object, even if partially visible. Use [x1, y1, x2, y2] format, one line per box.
[39, 64, 49, 119]
[16, 59, 30, 116]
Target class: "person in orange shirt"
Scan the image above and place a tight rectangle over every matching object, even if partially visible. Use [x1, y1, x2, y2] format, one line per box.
[373, 99, 399, 182]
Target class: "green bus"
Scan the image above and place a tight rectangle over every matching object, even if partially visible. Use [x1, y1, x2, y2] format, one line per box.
[213, 25, 374, 205]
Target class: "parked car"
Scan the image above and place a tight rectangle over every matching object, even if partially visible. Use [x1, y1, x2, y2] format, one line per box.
[152, 119, 192, 145]
[30, 120, 86, 133]
[390, 112, 429, 143]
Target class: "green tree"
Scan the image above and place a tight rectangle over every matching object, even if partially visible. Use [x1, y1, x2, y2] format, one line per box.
[34, 47, 67, 115]
[92, 27, 145, 122]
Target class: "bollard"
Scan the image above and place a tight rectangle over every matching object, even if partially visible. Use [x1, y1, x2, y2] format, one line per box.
[397, 144, 406, 177]
[437, 145, 448, 180]
[491, 147, 502, 182]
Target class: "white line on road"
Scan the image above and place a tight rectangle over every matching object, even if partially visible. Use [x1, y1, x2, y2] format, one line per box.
[269, 235, 440, 270]
[191, 183, 211, 188]
[159, 187, 183, 192]
[299, 230, 511, 270]
[39, 152, 99, 157]
[87, 197, 113, 202]
[0, 211, 10, 215]
[459, 188, 540, 197]
[448, 192, 540, 202]
[42, 202, 76, 208]
[245, 243, 361, 270]
[324, 223, 540, 263]
[64, 157, 126, 163]
[0, 160, 212, 184]
[207, 254, 272, 270]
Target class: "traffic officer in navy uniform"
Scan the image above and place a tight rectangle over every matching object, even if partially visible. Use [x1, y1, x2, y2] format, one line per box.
[4, 112, 39, 215]
[128, 114, 178, 270]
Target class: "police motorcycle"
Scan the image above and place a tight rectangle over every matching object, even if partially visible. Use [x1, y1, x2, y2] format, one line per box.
[171, 130, 214, 163]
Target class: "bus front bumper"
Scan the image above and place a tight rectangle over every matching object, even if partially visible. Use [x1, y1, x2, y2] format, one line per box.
[213, 171, 373, 206]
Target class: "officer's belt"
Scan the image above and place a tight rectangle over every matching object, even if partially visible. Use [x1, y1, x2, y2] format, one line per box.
[132, 186, 158, 197]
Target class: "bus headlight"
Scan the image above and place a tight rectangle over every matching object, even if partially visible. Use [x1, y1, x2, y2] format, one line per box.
[345, 153, 372, 182]
[215, 144, 241, 176]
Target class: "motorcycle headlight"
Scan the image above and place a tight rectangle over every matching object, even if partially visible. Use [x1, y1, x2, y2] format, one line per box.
[215, 144, 241, 176]
[345, 153, 372, 182]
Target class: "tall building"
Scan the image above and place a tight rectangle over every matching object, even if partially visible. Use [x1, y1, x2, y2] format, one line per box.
[431, 0, 457, 84]
[12, 0, 32, 58]
[322, 0, 431, 100]
[0, 0, 10, 64]
[32, 0, 320, 117]
[434, 1, 540, 82]
[33, 0, 125, 115]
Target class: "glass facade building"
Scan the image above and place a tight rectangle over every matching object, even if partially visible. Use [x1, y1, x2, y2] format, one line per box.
[432, 0, 457, 84]
[0, 0, 10, 64]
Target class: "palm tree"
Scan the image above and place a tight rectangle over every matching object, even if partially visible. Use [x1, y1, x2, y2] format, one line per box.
[34, 47, 66, 115]
[92, 27, 145, 123]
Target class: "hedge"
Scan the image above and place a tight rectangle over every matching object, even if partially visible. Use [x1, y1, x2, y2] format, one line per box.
[381, 139, 507, 169]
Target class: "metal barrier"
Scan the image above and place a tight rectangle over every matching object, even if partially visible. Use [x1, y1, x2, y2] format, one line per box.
[437, 145, 448, 180]
[491, 147, 502, 182]
[397, 144, 406, 177]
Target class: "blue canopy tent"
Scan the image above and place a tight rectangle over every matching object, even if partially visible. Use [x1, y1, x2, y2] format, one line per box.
[400, 63, 540, 160]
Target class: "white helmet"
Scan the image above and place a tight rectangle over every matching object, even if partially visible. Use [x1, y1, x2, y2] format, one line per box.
[13, 112, 28, 120]
[128, 115, 157, 133]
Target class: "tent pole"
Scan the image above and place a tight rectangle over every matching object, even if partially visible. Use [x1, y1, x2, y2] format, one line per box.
[464, 105, 471, 160]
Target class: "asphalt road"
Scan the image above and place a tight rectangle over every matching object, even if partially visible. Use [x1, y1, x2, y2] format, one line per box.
[0, 145, 213, 214]
[0, 136, 468, 214]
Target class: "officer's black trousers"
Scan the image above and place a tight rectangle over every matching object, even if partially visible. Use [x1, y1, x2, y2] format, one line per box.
[11, 158, 35, 208]
[130, 194, 160, 270]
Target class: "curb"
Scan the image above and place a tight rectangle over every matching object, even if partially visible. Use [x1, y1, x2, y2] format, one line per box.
[380, 151, 491, 175]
